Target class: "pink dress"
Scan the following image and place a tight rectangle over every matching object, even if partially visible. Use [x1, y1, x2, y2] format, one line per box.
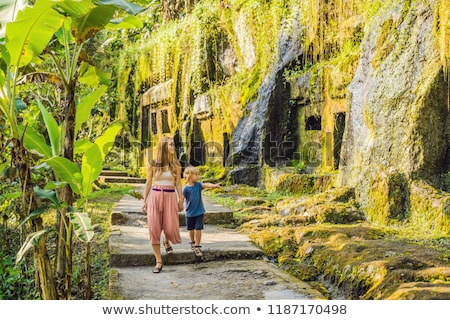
[146, 171, 181, 245]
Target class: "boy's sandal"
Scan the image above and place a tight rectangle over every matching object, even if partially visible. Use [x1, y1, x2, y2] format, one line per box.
[194, 246, 203, 257]
[163, 240, 173, 254]
[153, 262, 163, 273]
[189, 242, 195, 250]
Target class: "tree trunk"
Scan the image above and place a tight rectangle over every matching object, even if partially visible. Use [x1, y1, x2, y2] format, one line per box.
[55, 78, 76, 299]
[33, 217, 57, 300]
[12, 138, 57, 300]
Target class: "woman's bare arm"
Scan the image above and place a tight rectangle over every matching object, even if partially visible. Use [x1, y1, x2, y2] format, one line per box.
[175, 166, 184, 211]
[142, 164, 153, 211]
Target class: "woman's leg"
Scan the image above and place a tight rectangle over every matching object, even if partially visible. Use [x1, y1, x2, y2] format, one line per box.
[147, 190, 164, 272]
[162, 192, 181, 244]
[147, 191, 163, 245]
[152, 244, 163, 263]
[152, 244, 163, 273]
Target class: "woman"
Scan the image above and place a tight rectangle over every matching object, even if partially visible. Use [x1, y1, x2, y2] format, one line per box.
[142, 136, 184, 273]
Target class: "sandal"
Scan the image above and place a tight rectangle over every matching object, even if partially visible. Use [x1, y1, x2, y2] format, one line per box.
[194, 245, 203, 257]
[189, 241, 195, 250]
[164, 240, 173, 254]
[153, 262, 163, 273]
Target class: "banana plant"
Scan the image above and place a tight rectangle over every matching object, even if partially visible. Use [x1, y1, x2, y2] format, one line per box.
[1, 0, 66, 300]
[18, 99, 126, 298]
[1, 0, 144, 299]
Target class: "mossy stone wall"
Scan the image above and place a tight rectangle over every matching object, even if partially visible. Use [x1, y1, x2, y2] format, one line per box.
[338, 0, 450, 230]
[409, 180, 450, 234]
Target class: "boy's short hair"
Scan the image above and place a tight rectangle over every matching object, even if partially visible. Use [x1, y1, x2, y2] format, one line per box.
[183, 166, 199, 180]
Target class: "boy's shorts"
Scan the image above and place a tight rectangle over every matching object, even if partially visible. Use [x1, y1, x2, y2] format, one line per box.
[186, 214, 204, 230]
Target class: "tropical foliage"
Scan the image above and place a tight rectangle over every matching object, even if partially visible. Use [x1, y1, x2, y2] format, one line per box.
[0, 0, 143, 299]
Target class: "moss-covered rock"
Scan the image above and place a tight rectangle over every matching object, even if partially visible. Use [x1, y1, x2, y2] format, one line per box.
[208, 182, 450, 299]
[385, 282, 450, 300]
[409, 180, 450, 235]
[264, 167, 336, 195]
[278, 257, 320, 281]
[365, 170, 409, 225]
[276, 187, 363, 225]
[286, 224, 450, 299]
[338, 0, 450, 231]
[236, 197, 270, 207]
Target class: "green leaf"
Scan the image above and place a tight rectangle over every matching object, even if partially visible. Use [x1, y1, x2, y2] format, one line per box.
[81, 143, 102, 196]
[0, 166, 17, 179]
[85, 185, 133, 201]
[20, 125, 52, 159]
[37, 100, 60, 157]
[98, 0, 145, 15]
[0, 68, 5, 87]
[0, 191, 20, 200]
[5, 0, 64, 67]
[75, 139, 95, 155]
[69, 211, 94, 243]
[19, 207, 47, 228]
[44, 181, 68, 190]
[0, 162, 8, 176]
[72, 5, 117, 43]
[46, 156, 82, 195]
[34, 186, 62, 208]
[107, 15, 143, 29]
[75, 85, 108, 135]
[78, 62, 111, 86]
[14, 98, 26, 112]
[95, 122, 122, 161]
[53, 0, 94, 19]
[16, 229, 48, 265]
[55, 17, 74, 45]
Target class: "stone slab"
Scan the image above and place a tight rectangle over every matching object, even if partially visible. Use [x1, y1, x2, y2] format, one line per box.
[109, 260, 325, 300]
[109, 224, 263, 267]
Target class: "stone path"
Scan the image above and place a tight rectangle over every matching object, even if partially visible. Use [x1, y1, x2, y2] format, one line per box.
[108, 184, 325, 300]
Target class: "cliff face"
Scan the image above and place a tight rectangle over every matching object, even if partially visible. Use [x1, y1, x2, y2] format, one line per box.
[132, 0, 450, 232]
[339, 0, 449, 192]
[337, 0, 450, 228]
[227, 9, 303, 184]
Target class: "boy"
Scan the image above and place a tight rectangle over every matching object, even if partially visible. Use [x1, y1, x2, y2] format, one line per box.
[182, 166, 220, 257]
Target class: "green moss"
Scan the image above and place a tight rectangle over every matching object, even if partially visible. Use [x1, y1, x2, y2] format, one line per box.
[250, 229, 282, 257]
[264, 167, 336, 195]
[198, 164, 227, 181]
[365, 171, 409, 225]
[372, 17, 398, 69]
[409, 180, 450, 235]
[278, 257, 320, 281]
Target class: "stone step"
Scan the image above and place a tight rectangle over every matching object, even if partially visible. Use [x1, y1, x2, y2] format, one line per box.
[100, 170, 129, 177]
[109, 224, 263, 267]
[108, 193, 243, 267]
[109, 260, 324, 300]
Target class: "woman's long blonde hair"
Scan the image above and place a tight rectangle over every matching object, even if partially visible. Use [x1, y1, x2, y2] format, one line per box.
[151, 136, 180, 179]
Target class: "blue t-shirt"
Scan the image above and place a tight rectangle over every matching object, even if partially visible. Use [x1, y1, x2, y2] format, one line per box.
[182, 182, 205, 217]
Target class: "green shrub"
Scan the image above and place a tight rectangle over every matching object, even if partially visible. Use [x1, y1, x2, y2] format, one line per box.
[0, 236, 38, 300]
